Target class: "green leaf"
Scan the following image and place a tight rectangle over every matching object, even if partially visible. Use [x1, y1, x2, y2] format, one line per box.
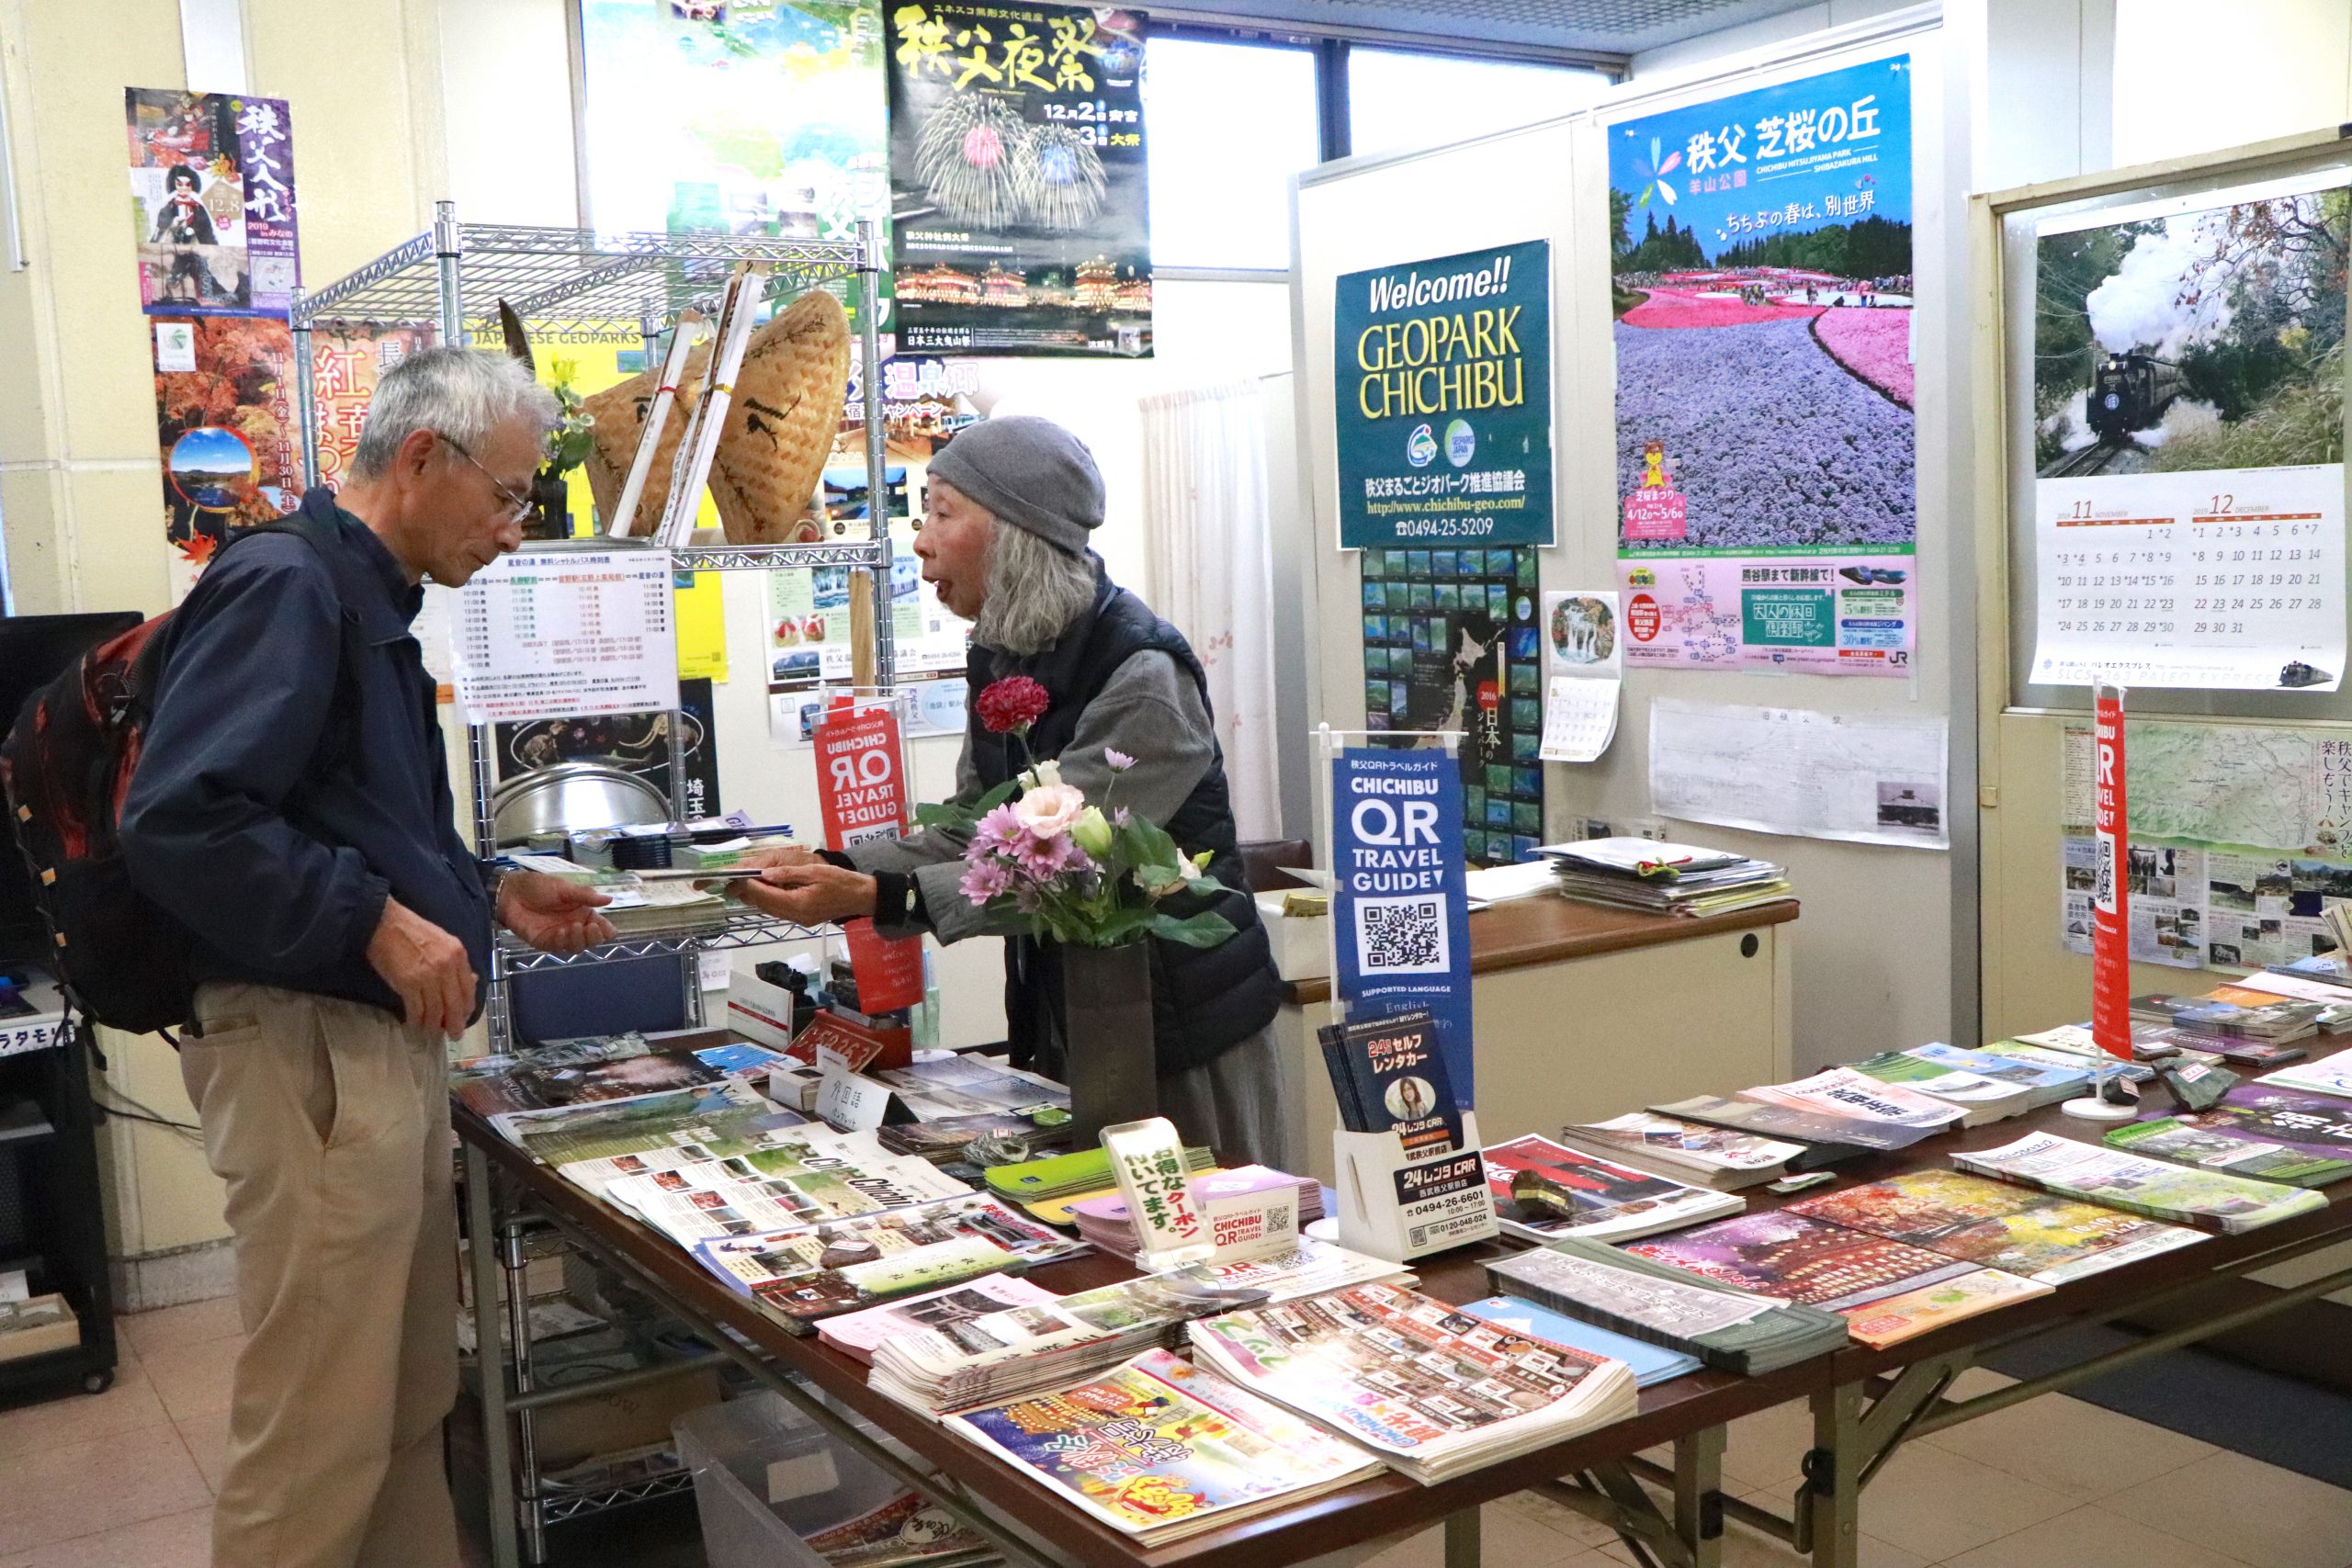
[1148, 910, 1238, 948]
[913, 802, 964, 829]
[973, 779, 1020, 812]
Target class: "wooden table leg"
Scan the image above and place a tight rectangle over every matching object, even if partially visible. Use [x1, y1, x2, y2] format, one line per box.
[1675, 1424, 1727, 1568]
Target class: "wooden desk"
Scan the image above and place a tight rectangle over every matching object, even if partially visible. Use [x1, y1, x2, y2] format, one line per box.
[1277, 897, 1799, 1183]
[456, 1104, 1824, 1568]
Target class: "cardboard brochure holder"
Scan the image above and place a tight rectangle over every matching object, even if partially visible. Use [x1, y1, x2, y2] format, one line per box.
[1334, 1111, 1498, 1264]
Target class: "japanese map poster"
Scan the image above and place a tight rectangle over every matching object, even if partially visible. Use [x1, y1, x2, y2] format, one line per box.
[1609, 56, 1917, 674]
[1359, 545, 1546, 868]
[1648, 698, 1947, 850]
[2028, 172, 2348, 693]
[1333, 241, 1555, 549]
[2061, 720, 2352, 971]
[886, 2, 1151, 356]
[578, 0, 888, 288]
[127, 88, 299, 317]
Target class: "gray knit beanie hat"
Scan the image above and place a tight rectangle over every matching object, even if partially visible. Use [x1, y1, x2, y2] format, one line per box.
[926, 415, 1102, 555]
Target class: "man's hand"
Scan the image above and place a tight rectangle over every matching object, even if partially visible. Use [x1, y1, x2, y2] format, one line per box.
[367, 897, 478, 1040]
[728, 844, 823, 874]
[497, 870, 616, 956]
[732, 862, 878, 928]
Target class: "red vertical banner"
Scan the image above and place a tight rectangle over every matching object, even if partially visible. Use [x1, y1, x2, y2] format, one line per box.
[2091, 683, 2132, 1061]
[812, 702, 926, 1015]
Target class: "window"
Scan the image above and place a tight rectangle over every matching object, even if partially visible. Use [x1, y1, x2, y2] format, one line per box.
[1146, 38, 1323, 270]
[1348, 50, 1612, 161]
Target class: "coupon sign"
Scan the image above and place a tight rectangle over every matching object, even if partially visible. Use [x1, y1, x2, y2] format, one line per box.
[812, 702, 925, 1015]
[2091, 682, 2132, 1060]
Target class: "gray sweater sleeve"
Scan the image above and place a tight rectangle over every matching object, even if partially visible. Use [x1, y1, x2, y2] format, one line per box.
[847, 651, 1216, 942]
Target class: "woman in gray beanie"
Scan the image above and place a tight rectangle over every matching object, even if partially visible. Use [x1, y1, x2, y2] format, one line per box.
[738, 415, 1296, 1170]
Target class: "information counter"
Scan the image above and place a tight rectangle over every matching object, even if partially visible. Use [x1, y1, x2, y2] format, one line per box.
[1278, 897, 1799, 1184]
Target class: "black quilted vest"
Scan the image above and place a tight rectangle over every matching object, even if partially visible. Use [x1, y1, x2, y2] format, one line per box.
[965, 565, 1282, 1079]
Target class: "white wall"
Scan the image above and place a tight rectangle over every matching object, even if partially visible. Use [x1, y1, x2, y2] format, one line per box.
[1629, 0, 1919, 84]
[2111, 0, 2352, 166]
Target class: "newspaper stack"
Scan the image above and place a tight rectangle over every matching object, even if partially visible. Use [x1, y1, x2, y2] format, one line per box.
[1540, 838, 1792, 919]
[867, 1238, 1409, 1416]
[1485, 1237, 1849, 1375]
[1186, 1281, 1638, 1483]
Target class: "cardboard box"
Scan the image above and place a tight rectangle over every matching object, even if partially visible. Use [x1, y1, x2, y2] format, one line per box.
[0, 1293, 80, 1363]
[727, 965, 800, 1052]
[1255, 894, 1329, 982]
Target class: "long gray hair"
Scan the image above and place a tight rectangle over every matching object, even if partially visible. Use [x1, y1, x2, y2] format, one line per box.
[351, 347, 560, 479]
[974, 521, 1097, 655]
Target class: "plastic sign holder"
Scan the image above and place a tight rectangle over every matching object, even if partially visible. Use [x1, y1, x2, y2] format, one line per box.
[1334, 1110, 1498, 1264]
[2067, 677, 2137, 1123]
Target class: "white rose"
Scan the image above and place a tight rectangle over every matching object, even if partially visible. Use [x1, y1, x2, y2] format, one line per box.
[1012, 782, 1088, 839]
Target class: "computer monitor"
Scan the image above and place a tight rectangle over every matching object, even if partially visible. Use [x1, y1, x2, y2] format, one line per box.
[0, 613, 145, 956]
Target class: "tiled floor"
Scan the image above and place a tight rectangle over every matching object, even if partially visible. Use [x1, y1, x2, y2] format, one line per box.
[6, 1308, 2352, 1568]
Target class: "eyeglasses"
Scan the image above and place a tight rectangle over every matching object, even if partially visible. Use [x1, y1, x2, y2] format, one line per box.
[436, 433, 537, 523]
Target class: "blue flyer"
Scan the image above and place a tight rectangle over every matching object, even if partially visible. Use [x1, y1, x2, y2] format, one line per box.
[1330, 748, 1476, 1098]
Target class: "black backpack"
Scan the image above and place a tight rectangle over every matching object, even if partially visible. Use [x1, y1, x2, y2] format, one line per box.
[1, 515, 361, 1037]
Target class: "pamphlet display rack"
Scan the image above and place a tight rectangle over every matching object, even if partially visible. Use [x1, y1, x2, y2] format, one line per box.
[291, 205, 899, 1558]
[1333, 1111, 1499, 1264]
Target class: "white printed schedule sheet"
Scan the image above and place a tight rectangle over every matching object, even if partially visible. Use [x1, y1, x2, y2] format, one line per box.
[2032, 465, 2346, 693]
[454, 549, 681, 725]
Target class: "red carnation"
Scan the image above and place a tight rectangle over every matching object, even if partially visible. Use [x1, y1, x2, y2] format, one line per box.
[976, 675, 1050, 735]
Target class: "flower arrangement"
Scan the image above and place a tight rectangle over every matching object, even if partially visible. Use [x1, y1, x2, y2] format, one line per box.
[920, 678, 1238, 950]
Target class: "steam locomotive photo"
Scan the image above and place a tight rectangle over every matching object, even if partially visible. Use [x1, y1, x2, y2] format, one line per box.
[2087, 352, 2187, 444]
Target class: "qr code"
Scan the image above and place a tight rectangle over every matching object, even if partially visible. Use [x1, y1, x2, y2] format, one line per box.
[2093, 837, 2115, 909]
[1355, 894, 1449, 975]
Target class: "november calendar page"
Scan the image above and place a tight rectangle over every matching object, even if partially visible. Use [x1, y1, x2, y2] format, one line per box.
[2027, 170, 2348, 694]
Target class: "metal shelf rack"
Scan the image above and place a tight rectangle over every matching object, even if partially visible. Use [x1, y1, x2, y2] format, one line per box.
[290, 201, 898, 1562]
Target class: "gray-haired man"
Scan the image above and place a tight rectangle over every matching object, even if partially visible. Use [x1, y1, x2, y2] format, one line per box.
[737, 416, 1295, 1168]
[122, 348, 616, 1568]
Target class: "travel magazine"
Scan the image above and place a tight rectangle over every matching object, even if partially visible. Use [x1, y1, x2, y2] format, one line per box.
[1623, 1212, 2050, 1348]
[2103, 1086, 2352, 1186]
[601, 1134, 973, 1245]
[498, 1080, 804, 1168]
[816, 1273, 1061, 1364]
[1479, 1134, 1744, 1242]
[1555, 1111, 1808, 1190]
[1183, 1281, 1638, 1483]
[1952, 1133, 2328, 1233]
[1785, 1169, 2206, 1284]
[693, 1194, 1089, 1330]
[944, 1349, 1382, 1542]
[1735, 1066, 1969, 1134]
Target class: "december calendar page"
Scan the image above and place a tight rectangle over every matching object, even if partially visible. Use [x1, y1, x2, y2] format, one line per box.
[2025, 171, 2349, 694]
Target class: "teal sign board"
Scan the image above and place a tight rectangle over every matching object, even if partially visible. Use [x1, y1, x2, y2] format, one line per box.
[1334, 240, 1554, 549]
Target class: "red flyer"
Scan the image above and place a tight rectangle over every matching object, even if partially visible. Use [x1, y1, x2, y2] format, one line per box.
[813, 702, 926, 1016]
[2091, 683, 2131, 1061]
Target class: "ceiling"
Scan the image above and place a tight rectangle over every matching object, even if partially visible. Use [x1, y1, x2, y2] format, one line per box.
[1150, 0, 1831, 61]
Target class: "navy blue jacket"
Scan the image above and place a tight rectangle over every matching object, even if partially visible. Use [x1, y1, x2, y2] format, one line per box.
[120, 488, 492, 1020]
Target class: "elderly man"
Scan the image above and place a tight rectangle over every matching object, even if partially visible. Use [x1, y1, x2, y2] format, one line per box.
[121, 349, 616, 1568]
[738, 416, 1295, 1168]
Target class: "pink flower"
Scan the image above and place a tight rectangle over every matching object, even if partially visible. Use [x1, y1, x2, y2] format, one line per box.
[1112, 807, 1132, 828]
[958, 856, 1012, 905]
[1012, 781, 1087, 840]
[1014, 829, 1091, 883]
[971, 803, 1024, 855]
[1104, 748, 1136, 773]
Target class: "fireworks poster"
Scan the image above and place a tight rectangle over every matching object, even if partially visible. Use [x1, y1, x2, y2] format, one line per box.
[1609, 55, 1917, 675]
[127, 88, 300, 317]
[887, 2, 1151, 356]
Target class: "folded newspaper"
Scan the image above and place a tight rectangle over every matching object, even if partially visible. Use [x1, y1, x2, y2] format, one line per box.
[1485, 1237, 1849, 1374]
[601, 1131, 974, 1245]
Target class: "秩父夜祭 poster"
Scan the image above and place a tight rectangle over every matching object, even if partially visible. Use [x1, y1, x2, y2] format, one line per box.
[1610, 55, 1917, 675]
[887, 2, 1152, 356]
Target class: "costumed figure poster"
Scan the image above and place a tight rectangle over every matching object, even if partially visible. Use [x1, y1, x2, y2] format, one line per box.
[578, 0, 888, 275]
[128, 88, 299, 316]
[1358, 546, 1544, 867]
[887, 2, 1151, 355]
[1609, 56, 1917, 674]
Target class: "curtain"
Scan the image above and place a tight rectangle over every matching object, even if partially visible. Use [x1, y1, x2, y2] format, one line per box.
[1139, 379, 1280, 840]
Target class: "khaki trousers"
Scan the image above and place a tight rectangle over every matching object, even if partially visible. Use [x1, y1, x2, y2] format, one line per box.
[181, 981, 461, 1568]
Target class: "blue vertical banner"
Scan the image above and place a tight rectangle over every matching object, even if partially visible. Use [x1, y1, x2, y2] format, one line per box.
[1331, 749, 1476, 1100]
